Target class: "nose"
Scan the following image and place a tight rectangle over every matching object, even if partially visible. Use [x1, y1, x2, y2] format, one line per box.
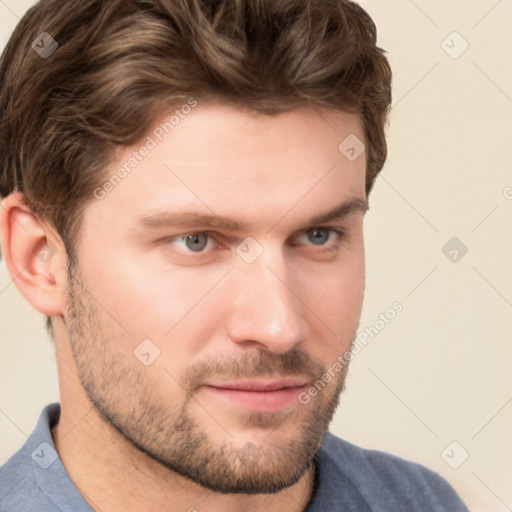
[225, 250, 310, 354]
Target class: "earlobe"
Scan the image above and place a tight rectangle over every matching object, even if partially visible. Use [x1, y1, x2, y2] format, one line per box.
[0, 192, 67, 317]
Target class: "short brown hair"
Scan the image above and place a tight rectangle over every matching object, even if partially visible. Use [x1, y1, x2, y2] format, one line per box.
[0, 1, 391, 331]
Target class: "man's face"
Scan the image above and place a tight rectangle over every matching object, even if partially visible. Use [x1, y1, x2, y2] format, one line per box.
[64, 104, 367, 493]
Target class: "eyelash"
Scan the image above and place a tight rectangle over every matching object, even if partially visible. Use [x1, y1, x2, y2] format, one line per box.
[164, 227, 345, 254]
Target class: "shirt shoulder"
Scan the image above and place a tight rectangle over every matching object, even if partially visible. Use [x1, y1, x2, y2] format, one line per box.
[0, 444, 54, 512]
[306, 432, 469, 512]
[0, 403, 93, 512]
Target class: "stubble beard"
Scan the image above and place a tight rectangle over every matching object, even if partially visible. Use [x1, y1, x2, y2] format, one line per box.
[64, 259, 351, 494]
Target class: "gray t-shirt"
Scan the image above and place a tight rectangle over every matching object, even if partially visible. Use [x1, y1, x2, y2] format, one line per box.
[0, 403, 468, 511]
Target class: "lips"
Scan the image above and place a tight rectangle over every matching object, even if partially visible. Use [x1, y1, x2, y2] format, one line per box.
[204, 377, 309, 392]
[198, 377, 309, 412]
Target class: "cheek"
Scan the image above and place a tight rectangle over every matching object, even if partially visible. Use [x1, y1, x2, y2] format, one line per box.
[80, 248, 229, 347]
[296, 253, 365, 358]
[302, 252, 364, 317]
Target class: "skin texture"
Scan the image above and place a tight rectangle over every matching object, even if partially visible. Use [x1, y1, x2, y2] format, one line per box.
[0, 104, 368, 512]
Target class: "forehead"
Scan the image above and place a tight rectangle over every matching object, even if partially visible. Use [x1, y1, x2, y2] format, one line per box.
[84, 103, 367, 237]
[145, 103, 365, 171]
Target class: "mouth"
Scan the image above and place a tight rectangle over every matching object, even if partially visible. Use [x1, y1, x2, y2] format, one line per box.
[198, 377, 309, 412]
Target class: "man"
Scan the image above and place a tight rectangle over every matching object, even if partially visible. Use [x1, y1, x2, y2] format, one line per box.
[0, 0, 468, 510]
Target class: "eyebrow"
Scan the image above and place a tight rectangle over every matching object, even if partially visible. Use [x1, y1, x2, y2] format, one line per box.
[137, 197, 369, 233]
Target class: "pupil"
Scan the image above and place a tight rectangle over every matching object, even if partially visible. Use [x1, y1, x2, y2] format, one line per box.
[310, 229, 328, 245]
[186, 234, 207, 251]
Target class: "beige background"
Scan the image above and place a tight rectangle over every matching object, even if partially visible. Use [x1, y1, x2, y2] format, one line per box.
[1, 1, 511, 510]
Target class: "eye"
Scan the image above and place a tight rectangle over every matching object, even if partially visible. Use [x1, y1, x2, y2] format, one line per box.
[163, 227, 344, 255]
[296, 227, 344, 247]
[168, 233, 214, 252]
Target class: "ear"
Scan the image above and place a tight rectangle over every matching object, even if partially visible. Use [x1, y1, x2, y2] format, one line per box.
[0, 192, 68, 317]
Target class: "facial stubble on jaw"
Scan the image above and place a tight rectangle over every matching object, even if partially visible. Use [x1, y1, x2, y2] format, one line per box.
[64, 260, 351, 494]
